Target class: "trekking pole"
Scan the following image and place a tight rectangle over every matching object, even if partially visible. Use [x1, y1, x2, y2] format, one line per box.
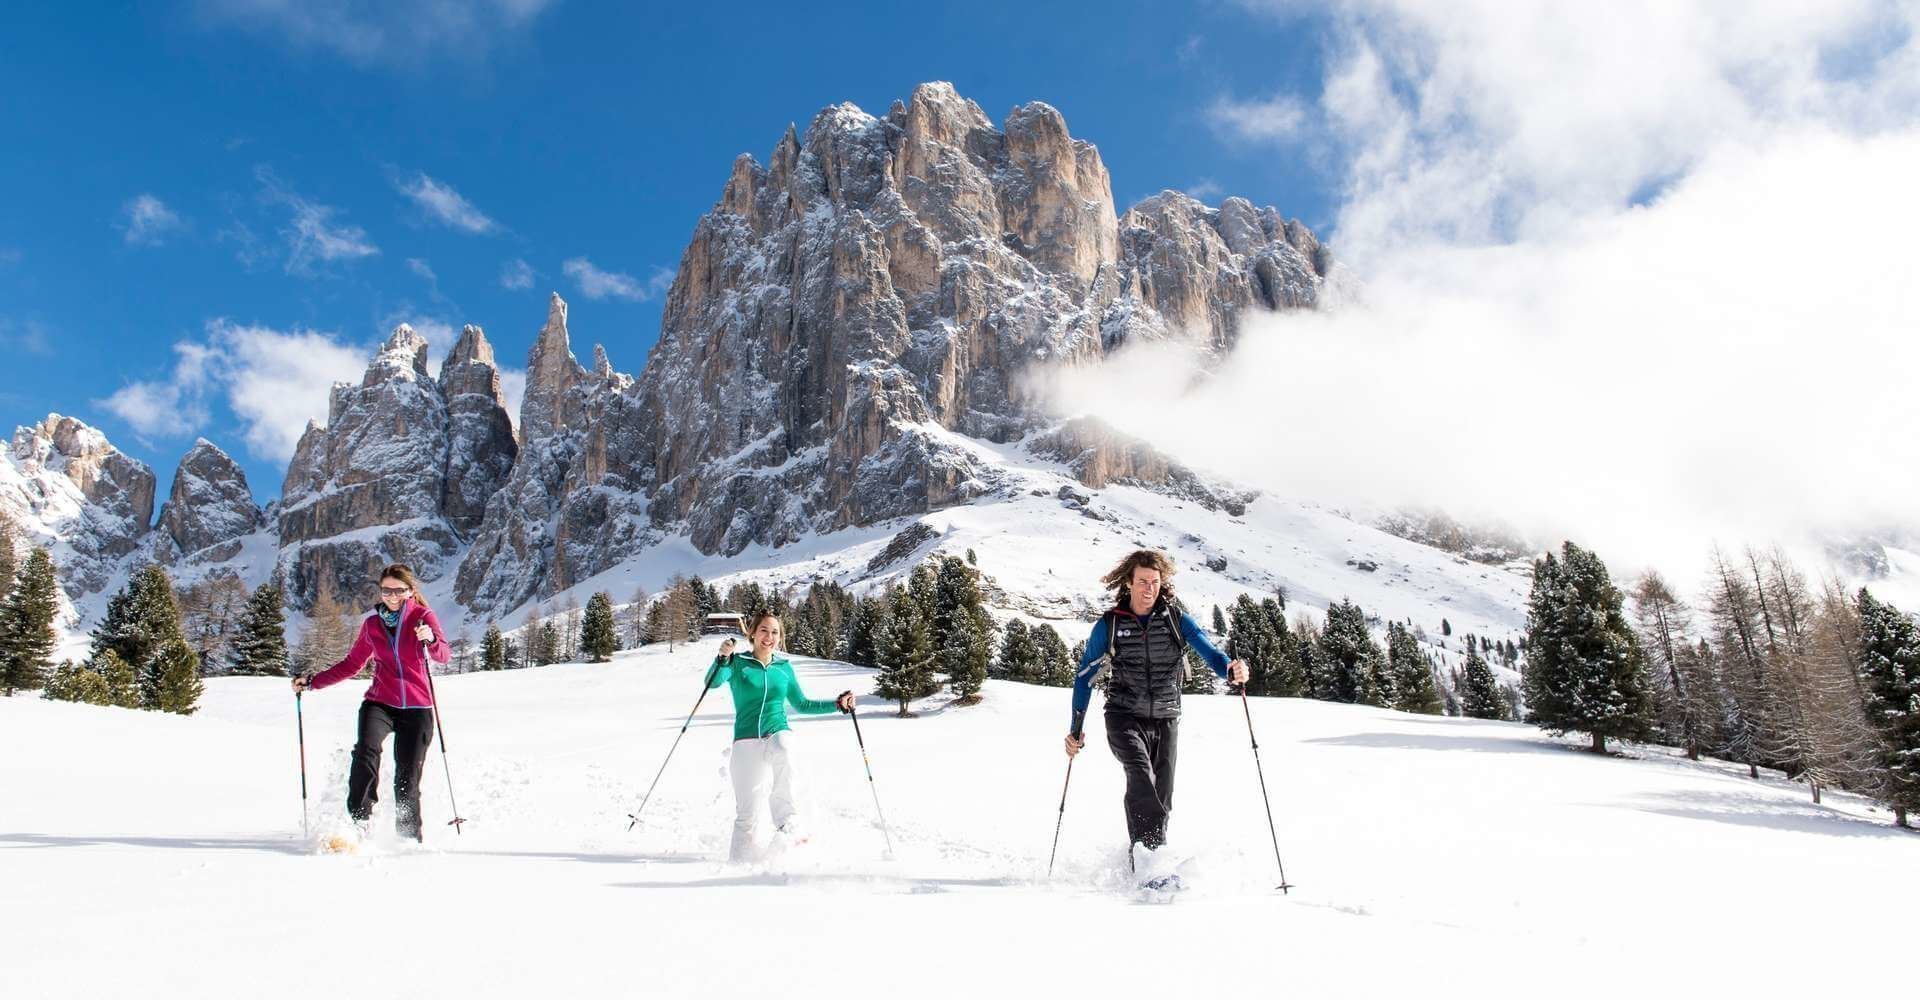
[627, 659, 721, 831]
[845, 703, 895, 859]
[295, 690, 309, 840]
[1237, 684, 1291, 893]
[421, 641, 468, 835]
[1046, 746, 1077, 878]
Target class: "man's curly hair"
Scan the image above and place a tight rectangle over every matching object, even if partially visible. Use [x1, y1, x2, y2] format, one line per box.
[1101, 549, 1178, 606]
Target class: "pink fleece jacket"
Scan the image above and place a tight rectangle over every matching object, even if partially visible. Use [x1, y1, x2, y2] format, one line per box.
[308, 599, 449, 709]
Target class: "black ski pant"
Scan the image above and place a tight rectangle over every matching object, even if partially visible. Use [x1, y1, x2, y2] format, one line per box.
[346, 701, 435, 841]
[1105, 712, 1178, 851]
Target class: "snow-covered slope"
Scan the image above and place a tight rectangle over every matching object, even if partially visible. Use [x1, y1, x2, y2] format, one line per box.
[3, 637, 1908, 998]
[453, 427, 1532, 674]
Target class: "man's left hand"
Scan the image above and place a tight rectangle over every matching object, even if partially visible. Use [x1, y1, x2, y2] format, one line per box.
[1227, 659, 1250, 685]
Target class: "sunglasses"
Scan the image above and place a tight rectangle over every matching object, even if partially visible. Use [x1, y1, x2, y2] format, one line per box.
[379, 586, 411, 597]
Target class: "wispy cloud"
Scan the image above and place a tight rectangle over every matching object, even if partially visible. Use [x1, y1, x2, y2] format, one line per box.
[406, 257, 437, 283]
[1184, 179, 1225, 202]
[121, 194, 185, 247]
[1206, 92, 1312, 144]
[0, 318, 54, 358]
[195, 0, 558, 64]
[396, 172, 497, 234]
[563, 257, 672, 302]
[499, 257, 536, 290]
[255, 166, 378, 275]
[99, 320, 370, 460]
[1061, 0, 1920, 586]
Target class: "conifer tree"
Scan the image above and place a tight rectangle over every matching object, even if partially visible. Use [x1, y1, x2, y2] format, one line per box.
[1855, 589, 1920, 827]
[875, 582, 938, 715]
[230, 582, 290, 677]
[0, 547, 59, 695]
[1459, 642, 1506, 720]
[95, 649, 138, 708]
[995, 619, 1035, 682]
[1387, 622, 1442, 714]
[582, 591, 618, 662]
[1522, 542, 1653, 753]
[482, 623, 506, 670]
[44, 660, 111, 704]
[1031, 625, 1074, 687]
[0, 508, 18, 598]
[1320, 599, 1382, 705]
[1212, 604, 1228, 636]
[153, 637, 204, 715]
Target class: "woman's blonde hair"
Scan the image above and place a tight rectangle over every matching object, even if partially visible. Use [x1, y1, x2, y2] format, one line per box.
[378, 563, 429, 609]
[1100, 549, 1177, 606]
[746, 612, 785, 651]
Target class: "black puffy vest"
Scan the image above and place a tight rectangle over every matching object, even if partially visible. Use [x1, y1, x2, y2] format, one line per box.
[1103, 599, 1188, 720]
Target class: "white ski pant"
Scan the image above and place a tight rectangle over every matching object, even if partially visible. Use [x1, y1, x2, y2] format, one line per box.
[729, 733, 796, 861]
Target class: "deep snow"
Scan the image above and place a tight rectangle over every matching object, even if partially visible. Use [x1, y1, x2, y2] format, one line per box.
[3, 635, 1912, 998]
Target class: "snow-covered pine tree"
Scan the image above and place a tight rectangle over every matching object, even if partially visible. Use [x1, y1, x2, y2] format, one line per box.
[229, 582, 290, 677]
[93, 649, 138, 708]
[482, 623, 506, 670]
[1521, 542, 1653, 753]
[1459, 641, 1505, 720]
[0, 509, 17, 598]
[1387, 621, 1442, 714]
[1212, 604, 1228, 636]
[45, 659, 116, 705]
[1027, 625, 1071, 687]
[1854, 588, 1920, 828]
[153, 637, 203, 715]
[537, 621, 561, 665]
[933, 556, 992, 704]
[0, 547, 59, 695]
[1320, 599, 1382, 706]
[846, 596, 886, 669]
[875, 582, 938, 715]
[993, 618, 1031, 681]
[583, 591, 618, 662]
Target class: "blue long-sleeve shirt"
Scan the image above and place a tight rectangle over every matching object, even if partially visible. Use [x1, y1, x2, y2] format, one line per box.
[1069, 608, 1231, 732]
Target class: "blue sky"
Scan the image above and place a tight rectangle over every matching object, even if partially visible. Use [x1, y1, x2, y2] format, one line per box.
[0, 0, 1335, 504]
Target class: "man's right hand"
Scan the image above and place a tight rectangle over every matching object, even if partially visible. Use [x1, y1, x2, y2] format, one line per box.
[1064, 733, 1085, 758]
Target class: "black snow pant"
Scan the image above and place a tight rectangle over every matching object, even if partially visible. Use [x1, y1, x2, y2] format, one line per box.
[347, 701, 435, 841]
[1105, 712, 1178, 852]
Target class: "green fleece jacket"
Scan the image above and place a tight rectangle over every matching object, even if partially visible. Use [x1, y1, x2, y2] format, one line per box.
[706, 652, 839, 740]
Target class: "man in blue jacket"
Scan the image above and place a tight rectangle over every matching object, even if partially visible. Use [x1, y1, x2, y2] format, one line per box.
[1066, 549, 1248, 865]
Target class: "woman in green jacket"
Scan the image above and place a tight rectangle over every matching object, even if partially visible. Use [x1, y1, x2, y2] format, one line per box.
[708, 612, 853, 861]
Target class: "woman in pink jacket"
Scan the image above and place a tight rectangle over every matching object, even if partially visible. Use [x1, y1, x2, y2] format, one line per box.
[292, 564, 451, 841]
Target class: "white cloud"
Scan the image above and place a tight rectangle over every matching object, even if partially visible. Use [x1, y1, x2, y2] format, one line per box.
[0, 318, 53, 357]
[498, 368, 527, 430]
[1057, 1, 1920, 586]
[563, 257, 672, 302]
[99, 320, 369, 461]
[499, 257, 535, 290]
[196, 0, 558, 64]
[406, 257, 437, 282]
[1206, 92, 1311, 144]
[1184, 179, 1225, 202]
[121, 194, 184, 247]
[255, 167, 378, 275]
[397, 173, 497, 234]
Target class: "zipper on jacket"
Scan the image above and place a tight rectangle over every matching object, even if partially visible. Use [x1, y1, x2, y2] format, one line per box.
[391, 603, 407, 709]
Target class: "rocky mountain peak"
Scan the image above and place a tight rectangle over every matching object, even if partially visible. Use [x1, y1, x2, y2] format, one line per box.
[521, 293, 586, 445]
[364, 323, 432, 386]
[1, 413, 157, 598]
[157, 438, 264, 557]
